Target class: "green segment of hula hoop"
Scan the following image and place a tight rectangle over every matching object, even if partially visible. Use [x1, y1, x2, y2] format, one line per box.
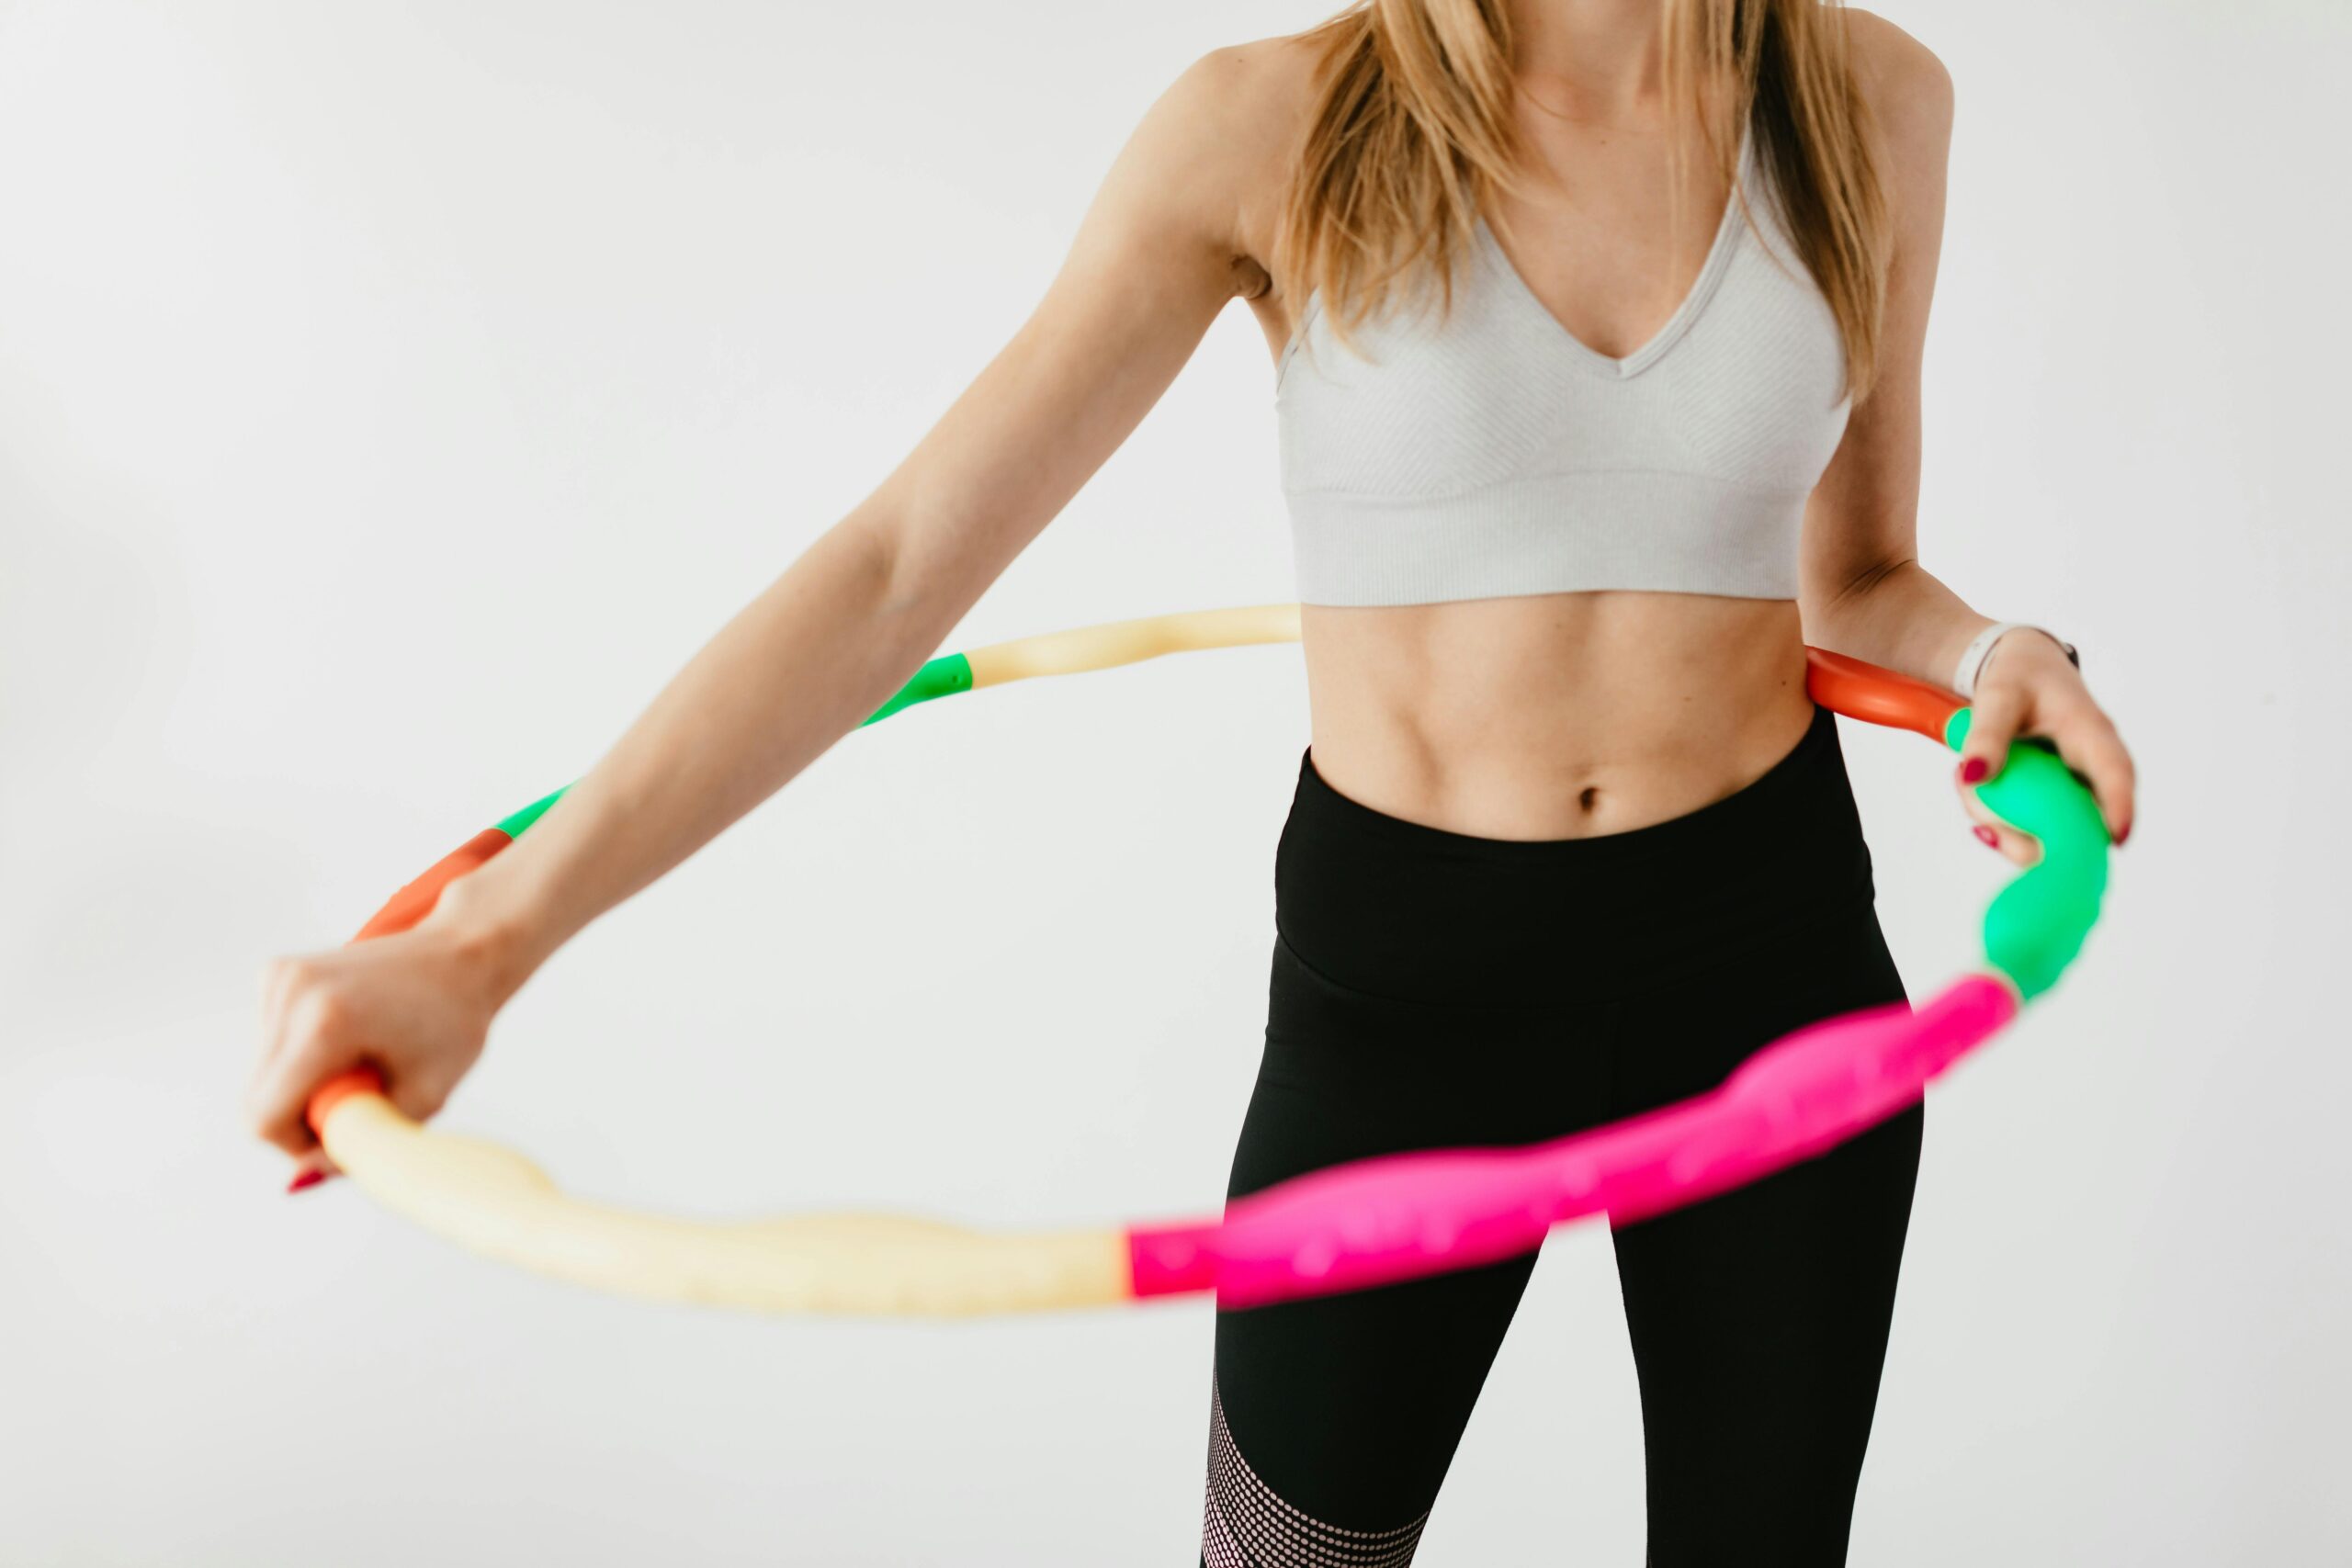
[495, 785, 570, 840]
[490, 652, 975, 845]
[1943, 706, 2109, 1000]
[859, 652, 974, 727]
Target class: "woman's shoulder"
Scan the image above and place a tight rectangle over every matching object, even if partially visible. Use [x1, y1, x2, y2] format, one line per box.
[1843, 9, 1956, 172]
[1182, 30, 1331, 135]
[1170, 31, 1331, 196]
[1139, 31, 1334, 294]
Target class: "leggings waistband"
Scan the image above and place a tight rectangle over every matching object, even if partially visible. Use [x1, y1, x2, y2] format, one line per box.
[1273, 703, 1878, 1006]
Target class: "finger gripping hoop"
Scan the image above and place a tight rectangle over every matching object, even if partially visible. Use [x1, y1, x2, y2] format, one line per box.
[305, 608, 2108, 1316]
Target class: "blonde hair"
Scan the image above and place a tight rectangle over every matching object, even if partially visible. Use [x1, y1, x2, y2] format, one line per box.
[1274, 0, 1891, 400]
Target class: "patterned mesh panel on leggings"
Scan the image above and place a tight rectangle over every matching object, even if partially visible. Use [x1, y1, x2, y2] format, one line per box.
[1202, 1379, 1430, 1567]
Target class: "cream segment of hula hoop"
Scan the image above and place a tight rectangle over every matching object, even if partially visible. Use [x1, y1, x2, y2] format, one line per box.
[314, 1089, 1133, 1315]
[961, 602, 1302, 688]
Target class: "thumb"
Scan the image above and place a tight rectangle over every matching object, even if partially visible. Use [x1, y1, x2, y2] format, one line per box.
[387, 1058, 465, 1127]
[1959, 683, 2027, 789]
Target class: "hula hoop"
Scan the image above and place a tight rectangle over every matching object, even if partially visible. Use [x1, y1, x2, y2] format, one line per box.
[304, 605, 2108, 1316]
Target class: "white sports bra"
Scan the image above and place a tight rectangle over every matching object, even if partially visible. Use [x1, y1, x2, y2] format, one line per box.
[1273, 127, 1853, 606]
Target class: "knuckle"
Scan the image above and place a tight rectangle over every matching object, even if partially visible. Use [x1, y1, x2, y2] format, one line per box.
[259, 956, 300, 1010]
[289, 987, 350, 1043]
[244, 1084, 285, 1138]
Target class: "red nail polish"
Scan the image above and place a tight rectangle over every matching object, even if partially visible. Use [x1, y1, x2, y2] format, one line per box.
[2116, 820, 2132, 847]
[1959, 757, 1991, 785]
[1973, 825, 1999, 848]
[287, 1168, 325, 1194]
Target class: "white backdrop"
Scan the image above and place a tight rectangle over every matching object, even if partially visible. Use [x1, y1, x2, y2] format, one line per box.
[3, 2, 2346, 1562]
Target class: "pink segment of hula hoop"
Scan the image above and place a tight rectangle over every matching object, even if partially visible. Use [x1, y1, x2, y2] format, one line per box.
[1126, 971, 2017, 1308]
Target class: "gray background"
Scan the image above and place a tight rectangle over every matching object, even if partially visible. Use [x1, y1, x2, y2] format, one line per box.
[2, 1, 2345, 1562]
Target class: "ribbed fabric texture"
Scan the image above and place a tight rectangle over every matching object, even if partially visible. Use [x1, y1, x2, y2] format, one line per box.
[1274, 127, 1853, 606]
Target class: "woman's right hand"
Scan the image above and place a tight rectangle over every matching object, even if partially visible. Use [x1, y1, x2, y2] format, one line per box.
[247, 894, 526, 1190]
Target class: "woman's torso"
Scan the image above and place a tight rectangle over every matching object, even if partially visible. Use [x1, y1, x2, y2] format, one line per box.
[1236, 48, 1848, 840]
[1294, 595, 1815, 841]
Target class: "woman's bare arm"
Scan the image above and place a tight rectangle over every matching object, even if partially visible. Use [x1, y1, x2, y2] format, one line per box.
[249, 46, 1288, 1163]
[1799, 12, 2134, 854]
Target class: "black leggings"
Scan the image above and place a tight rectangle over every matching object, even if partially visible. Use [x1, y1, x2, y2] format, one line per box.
[1200, 705, 1921, 1566]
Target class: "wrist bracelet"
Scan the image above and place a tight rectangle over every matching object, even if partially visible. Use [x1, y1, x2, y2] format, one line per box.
[1952, 623, 2079, 698]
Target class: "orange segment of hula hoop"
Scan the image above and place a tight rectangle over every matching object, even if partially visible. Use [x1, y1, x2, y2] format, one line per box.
[351, 828, 514, 941]
[1804, 647, 1963, 740]
[308, 1065, 388, 1135]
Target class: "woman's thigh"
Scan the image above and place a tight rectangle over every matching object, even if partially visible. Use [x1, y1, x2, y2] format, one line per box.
[1206, 1213, 1536, 1562]
[1202, 934, 1612, 1565]
[1607, 902, 1921, 1566]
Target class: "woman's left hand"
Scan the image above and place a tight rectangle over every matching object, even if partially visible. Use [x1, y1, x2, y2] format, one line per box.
[1952, 630, 2135, 866]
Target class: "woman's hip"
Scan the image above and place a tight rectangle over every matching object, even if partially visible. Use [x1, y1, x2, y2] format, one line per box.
[1272, 702, 1883, 1010]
